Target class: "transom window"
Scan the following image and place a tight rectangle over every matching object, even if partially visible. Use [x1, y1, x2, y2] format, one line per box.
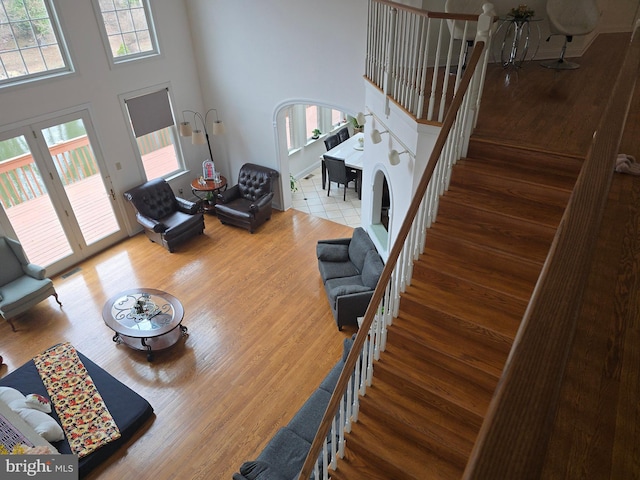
[93, 0, 158, 64]
[0, 0, 72, 87]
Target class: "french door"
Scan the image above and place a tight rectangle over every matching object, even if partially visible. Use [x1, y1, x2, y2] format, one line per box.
[0, 110, 124, 275]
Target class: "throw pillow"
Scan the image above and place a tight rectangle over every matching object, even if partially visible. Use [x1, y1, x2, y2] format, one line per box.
[316, 243, 349, 262]
[25, 393, 52, 413]
[361, 250, 384, 289]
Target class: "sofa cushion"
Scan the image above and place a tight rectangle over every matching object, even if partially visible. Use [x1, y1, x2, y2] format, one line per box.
[319, 361, 343, 394]
[328, 284, 372, 303]
[237, 460, 288, 480]
[361, 250, 384, 289]
[348, 227, 376, 271]
[317, 261, 359, 283]
[0, 276, 53, 313]
[256, 427, 310, 479]
[287, 389, 331, 443]
[316, 243, 349, 262]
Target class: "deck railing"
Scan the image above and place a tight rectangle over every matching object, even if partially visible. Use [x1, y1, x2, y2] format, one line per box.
[0, 136, 97, 208]
[298, 2, 494, 476]
[0, 130, 171, 209]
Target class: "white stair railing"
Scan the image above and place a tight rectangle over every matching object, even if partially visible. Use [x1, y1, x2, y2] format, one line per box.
[298, 8, 492, 474]
[365, 0, 494, 125]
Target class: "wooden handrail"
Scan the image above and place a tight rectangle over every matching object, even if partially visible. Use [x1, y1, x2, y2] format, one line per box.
[297, 41, 487, 479]
[371, 0, 480, 21]
[463, 23, 640, 479]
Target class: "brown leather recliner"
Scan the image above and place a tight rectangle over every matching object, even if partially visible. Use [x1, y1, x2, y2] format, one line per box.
[215, 163, 279, 233]
[124, 178, 205, 252]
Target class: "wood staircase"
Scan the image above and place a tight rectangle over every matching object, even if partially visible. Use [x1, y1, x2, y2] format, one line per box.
[328, 137, 583, 479]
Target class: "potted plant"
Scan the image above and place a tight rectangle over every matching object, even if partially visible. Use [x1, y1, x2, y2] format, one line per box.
[311, 128, 321, 140]
[351, 116, 364, 134]
[204, 191, 215, 205]
[290, 174, 299, 192]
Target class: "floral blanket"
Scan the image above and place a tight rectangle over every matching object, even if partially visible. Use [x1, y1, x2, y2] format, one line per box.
[33, 343, 121, 458]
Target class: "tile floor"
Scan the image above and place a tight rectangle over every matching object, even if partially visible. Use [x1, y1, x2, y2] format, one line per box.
[291, 167, 362, 228]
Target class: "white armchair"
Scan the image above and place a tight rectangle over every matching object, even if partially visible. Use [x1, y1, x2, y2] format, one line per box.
[541, 0, 599, 69]
[0, 237, 62, 331]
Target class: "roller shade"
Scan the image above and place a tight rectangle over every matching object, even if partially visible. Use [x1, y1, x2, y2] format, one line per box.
[126, 89, 174, 138]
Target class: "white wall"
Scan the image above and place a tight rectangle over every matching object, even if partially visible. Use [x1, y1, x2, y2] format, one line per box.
[184, 0, 368, 209]
[0, 0, 208, 237]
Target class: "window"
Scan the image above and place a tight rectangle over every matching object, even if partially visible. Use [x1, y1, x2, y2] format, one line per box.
[125, 88, 182, 180]
[0, 0, 72, 87]
[286, 104, 347, 153]
[93, 0, 158, 64]
[305, 105, 319, 140]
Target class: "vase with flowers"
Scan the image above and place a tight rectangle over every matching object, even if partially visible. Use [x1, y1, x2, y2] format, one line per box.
[508, 4, 535, 23]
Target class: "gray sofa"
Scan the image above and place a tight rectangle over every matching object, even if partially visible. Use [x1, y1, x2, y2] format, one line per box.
[233, 336, 354, 480]
[316, 227, 384, 330]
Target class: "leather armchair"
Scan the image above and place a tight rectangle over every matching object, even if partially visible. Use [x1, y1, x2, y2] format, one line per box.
[123, 178, 205, 252]
[0, 236, 62, 331]
[215, 163, 279, 233]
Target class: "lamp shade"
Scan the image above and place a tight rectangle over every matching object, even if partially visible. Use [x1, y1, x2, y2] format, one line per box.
[211, 121, 225, 135]
[389, 149, 406, 166]
[192, 129, 206, 145]
[371, 129, 388, 144]
[179, 122, 192, 137]
[356, 112, 367, 126]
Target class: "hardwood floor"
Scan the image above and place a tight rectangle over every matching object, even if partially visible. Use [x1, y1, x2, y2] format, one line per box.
[1, 32, 637, 480]
[0, 212, 356, 479]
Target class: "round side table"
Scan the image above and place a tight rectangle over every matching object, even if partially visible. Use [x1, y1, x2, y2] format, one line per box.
[191, 176, 227, 214]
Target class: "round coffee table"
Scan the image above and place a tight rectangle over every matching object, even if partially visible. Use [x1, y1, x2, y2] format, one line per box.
[102, 288, 187, 361]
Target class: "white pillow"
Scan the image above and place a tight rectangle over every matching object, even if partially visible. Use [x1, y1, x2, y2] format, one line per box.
[8, 400, 64, 443]
[0, 386, 25, 405]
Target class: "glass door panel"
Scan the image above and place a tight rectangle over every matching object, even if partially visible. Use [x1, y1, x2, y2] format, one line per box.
[0, 134, 73, 266]
[40, 119, 119, 246]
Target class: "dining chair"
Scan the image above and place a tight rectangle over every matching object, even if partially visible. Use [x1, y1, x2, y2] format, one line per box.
[324, 134, 340, 151]
[324, 155, 358, 201]
[336, 127, 350, 144]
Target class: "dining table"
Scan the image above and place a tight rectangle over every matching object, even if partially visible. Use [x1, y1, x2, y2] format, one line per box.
[321, 132, 364, 199]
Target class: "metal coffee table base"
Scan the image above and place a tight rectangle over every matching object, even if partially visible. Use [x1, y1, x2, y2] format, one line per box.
[112, 325, 188, 361]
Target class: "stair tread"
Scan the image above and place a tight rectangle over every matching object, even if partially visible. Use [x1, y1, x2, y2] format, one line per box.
[341, 415, 465, 479]
[433, 202, 556, 263]
[375, 348, 492, 420]
[360, 384, 475, 468]
[443, 186, 566, 228]
[365, 379, 480, 445]
[401, 275, 524, 341]
[424, 229, 542, 293]
[466, 137, 583, 176]
[416, 249, 536, 303]
[389, 311, 510, 379]
[454, 157, 577, 192]
[449, 163, 573, 209]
